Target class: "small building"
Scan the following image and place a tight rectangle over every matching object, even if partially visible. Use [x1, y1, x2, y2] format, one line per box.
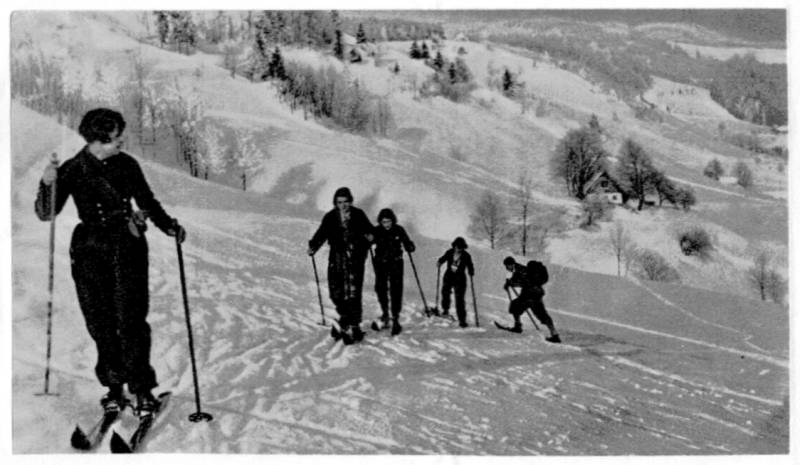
[585, 170, 627, 205]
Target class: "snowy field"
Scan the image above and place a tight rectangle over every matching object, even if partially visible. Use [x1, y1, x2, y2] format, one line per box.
[11, 106, 788, 455]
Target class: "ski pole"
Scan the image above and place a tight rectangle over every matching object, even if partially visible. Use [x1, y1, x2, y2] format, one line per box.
[509, 287, 540, 331]
[175, 233, 213, 423]
[469, 274, 479, 327]
[434, 263, 441, 313]
[406, 251, 430, 313]
[37, 153, 59, 397]
[311, 255, 326, 326]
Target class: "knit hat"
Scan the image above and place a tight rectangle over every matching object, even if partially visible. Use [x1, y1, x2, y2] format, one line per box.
[503, 256, 516, 266]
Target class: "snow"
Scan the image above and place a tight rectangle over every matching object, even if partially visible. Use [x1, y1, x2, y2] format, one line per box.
[8, 11, 791, 459]
[669, 41, 786, 64]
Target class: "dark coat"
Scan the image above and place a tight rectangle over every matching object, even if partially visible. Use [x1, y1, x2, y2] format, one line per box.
[437, 248, 474, 286]
[35, 147, 174, 232]
[372, 224, 415, 265]
[309, 206, 373, 304]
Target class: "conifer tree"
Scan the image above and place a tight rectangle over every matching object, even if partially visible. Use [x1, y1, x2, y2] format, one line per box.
[356, 23, 367, 43]
[409, 40, 420, 59]
[333, 29, 344, 60]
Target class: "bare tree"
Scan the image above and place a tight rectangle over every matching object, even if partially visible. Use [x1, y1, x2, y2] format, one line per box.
[608, 221, 632, 277]
[748, 249, 771, 301]
[513, 174, 533, 256]
[469, 190, 508, 249]
[748, 248, 784, 302]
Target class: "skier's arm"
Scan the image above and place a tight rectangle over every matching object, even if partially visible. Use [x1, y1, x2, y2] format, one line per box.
[437, 250, 449, 267]
[130, 159, 179, 236]
[399, 226, 415, 253]
[35, 162, 71, 221]
[466, 253, 475, 276]
[308, 213, 330, 255]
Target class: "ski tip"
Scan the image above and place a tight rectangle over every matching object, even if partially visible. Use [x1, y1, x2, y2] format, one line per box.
[70, 426, 91, 450]
[109, 431, 133, 453]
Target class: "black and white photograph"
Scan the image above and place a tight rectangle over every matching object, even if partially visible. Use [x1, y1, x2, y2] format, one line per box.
[5, 1, 795, 460]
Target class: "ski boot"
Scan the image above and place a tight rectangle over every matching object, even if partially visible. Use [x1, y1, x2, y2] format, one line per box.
[135, 391, 159, 417]
[100, 384, 128, 413]
[391, 319, 403, 336]
[509, 322, 523, 333]
[351, 325, 365, 343]
[380, 313, 391, 330]
[458, 319, 468, 328]
[545, 334, 562, 343]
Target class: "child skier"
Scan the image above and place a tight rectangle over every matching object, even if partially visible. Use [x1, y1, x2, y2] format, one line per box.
[371, 208, 416, 335]
[436, 237, 474, 328]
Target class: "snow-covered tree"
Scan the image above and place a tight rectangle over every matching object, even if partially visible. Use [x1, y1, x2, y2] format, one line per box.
[197, 124, 228, 180]
[232, 126, 264, 191]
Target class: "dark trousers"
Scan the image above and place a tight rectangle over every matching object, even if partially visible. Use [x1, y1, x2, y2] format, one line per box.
[375, 260, 404, 320]
[70, 223, 157, 394]
[509, 291, 553, 327]
[441, 273, 467, 324]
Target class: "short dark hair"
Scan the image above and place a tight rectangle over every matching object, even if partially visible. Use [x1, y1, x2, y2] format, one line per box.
[503, 256, 516, 266]
[451, 237, 467, 249]
[78, 108, 126, 143]
[377, 208, 397, 224]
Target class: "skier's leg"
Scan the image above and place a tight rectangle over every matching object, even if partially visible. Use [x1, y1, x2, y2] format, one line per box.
[441, 276, 453, 314]
[532, 298, 559, 339]
[374, 264, 390, 322]
[114, 235, 157, 396]
[508, 297, 525, 332]
[389, 262, 404, 320]
[455, 280, 468, 327]
[390, 262, 404, 335]
[70, 226, 125, 389]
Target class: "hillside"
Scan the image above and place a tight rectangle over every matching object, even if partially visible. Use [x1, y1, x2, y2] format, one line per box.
[9, 10, 790, 456]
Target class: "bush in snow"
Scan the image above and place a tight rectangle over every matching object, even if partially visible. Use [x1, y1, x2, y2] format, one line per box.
[678, 226, 713, 258]
[703, 158, 724, 180]
[581, 196, 609, 228]
[733, 161, 753, 188]
[636, 249, 679, 282]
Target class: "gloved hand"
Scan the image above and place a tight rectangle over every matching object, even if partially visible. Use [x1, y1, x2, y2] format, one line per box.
[406, 244, 416, 253]
[168, 221, 187, 244]
[42, 162, 57, 186]
[307, 247, 316, 256]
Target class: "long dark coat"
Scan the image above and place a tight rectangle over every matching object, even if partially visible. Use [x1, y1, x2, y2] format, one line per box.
[309, 206, 373, 306]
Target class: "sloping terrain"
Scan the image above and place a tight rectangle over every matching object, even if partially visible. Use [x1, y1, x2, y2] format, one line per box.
[9, 11, 790, 455]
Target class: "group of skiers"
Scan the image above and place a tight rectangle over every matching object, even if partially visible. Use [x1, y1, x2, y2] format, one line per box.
[307, 186, 561, 345]
[35, 107, 559, 421]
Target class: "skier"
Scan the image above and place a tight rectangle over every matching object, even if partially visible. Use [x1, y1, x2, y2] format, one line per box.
[501, 256, 561, 342]
[35, 108, 186, 415]
[371, 208, 416, 335]
[308, 187, 374, 344]
[436, 237, 474, 328]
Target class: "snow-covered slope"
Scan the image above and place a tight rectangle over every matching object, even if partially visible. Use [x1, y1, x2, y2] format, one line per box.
[9, 11, 790, 455]
[11, 103, 788, 454]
